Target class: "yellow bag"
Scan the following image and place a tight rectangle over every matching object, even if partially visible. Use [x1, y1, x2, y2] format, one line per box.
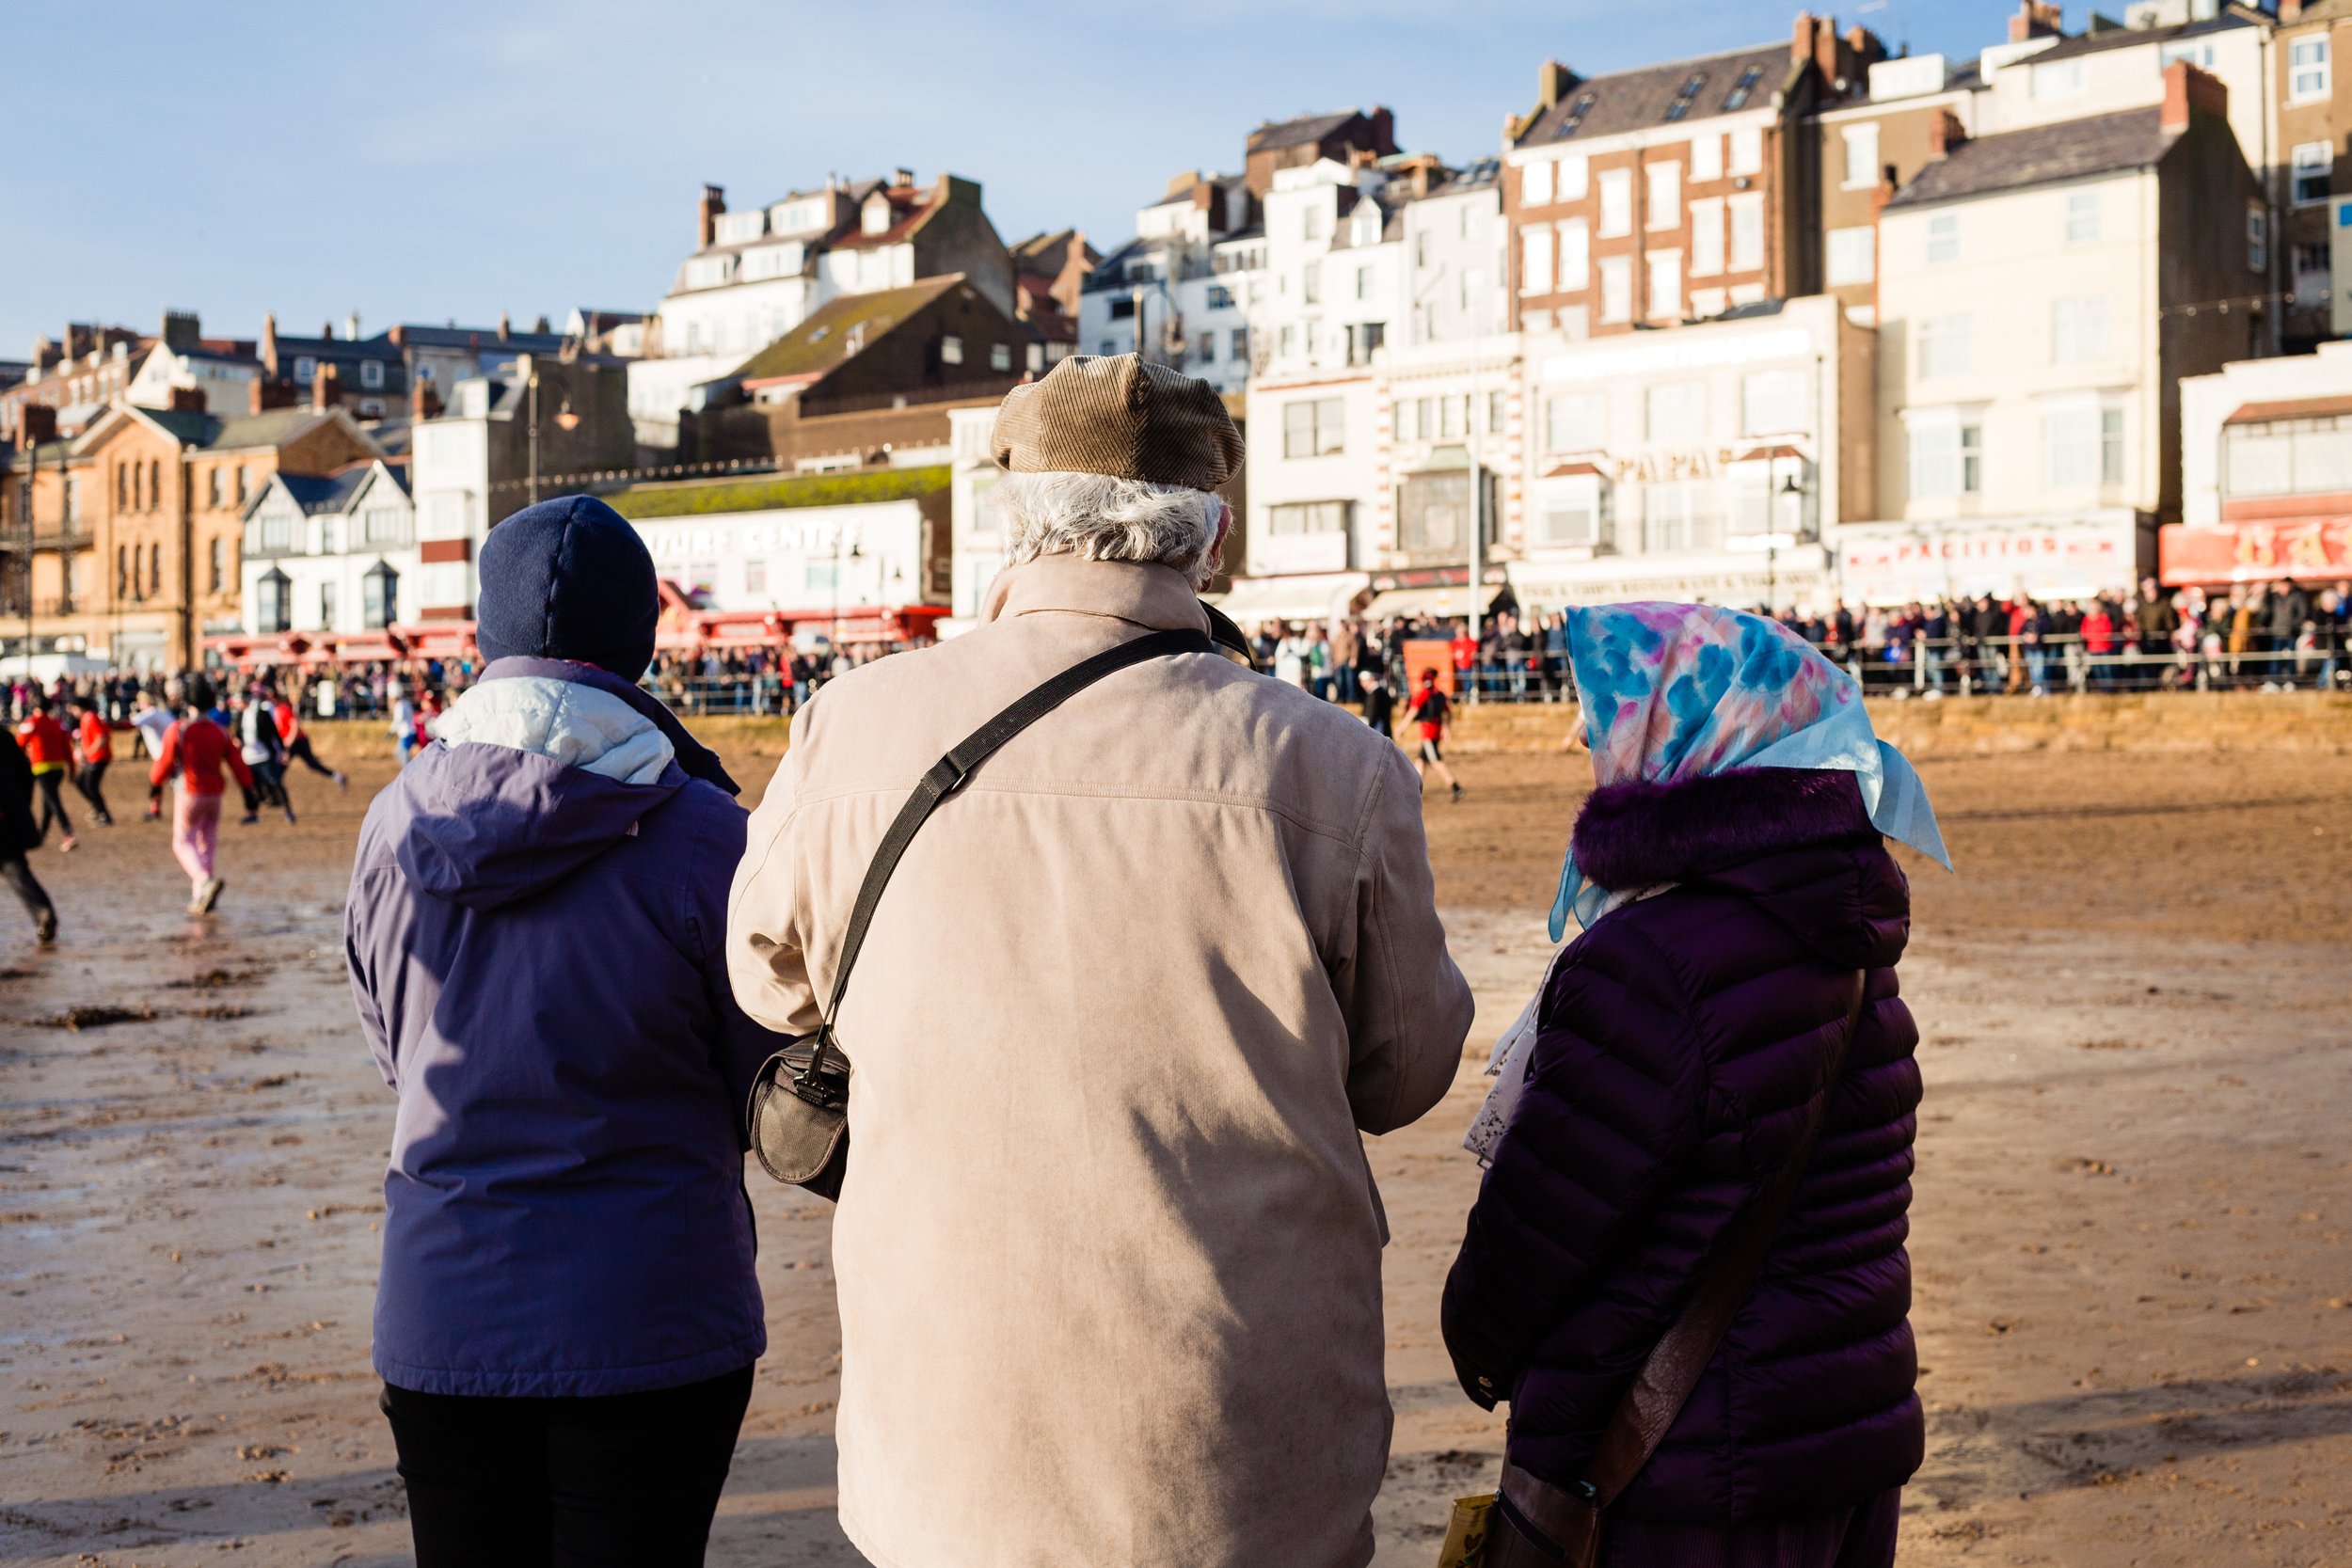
[1437, 1493, 1496, 1567]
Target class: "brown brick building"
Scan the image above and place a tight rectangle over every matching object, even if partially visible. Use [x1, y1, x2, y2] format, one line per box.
[1502, 17, 1879, 340]
[2, 395, 377, 668]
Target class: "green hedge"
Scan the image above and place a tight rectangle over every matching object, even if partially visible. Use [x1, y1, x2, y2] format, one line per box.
[600, 465, 950, 519]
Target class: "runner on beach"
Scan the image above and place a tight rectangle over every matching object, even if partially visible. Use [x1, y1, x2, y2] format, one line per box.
[150, 678, 253, 916]
[1407, 668, 1463, 800]
[70, 696, 115, 826]
[237, 687, 295, 826]
[274, 688, 347, 789]
[15, 700, 78, 851]
[131, 690, 174, 820]
[0, 725, 58, 945]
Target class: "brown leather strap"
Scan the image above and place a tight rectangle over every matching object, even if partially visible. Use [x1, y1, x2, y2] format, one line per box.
[1540, 970, 1872, 1517]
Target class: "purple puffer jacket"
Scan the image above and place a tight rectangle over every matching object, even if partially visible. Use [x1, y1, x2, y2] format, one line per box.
[1442, 768, 1923, 1524]
[346, 658, 784, 1398]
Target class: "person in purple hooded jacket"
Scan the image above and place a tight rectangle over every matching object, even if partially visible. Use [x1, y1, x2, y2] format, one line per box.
[346, 496, 788, 1568]
[1444, 602, 1951, 1568]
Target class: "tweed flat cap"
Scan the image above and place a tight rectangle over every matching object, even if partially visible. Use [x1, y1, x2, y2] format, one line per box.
[992, 354, 1243, 490]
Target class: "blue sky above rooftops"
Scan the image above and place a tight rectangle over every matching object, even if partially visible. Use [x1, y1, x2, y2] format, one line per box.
[2, 0, 2041, 355]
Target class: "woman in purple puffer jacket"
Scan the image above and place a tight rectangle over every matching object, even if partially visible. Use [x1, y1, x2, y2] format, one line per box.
[1444, 602, 1951, 1568]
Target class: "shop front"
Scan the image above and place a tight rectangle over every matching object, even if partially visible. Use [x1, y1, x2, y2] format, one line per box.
[2160, 515, 2352, 587]
[1833, 514, 2151, 607]
[1507, 546, 1831, 617]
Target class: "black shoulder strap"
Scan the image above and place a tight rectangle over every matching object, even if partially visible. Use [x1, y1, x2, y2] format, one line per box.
[798, 626, 1215, 1082]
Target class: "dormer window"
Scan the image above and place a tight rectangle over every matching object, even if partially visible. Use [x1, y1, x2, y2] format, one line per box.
[863, 196, 892, 236]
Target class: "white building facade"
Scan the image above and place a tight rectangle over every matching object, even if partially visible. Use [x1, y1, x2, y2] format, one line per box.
[1515, 294, 1866, 615]
[2169, 340, 2352, 587]
[238, 462, 416, 637]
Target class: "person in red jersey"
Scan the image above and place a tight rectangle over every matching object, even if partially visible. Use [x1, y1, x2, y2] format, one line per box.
[69, 695, 115, 826]
[14, 699, 77, 851]
[149, 677, 253, 915]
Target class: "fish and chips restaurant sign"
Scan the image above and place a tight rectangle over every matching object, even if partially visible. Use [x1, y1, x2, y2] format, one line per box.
[1835, 516, 2146, 605]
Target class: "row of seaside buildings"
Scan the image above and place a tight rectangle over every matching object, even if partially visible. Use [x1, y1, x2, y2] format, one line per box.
[8, 0, 2352, 672]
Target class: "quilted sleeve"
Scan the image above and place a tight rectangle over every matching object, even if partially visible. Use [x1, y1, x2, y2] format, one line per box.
[1439, 921, 1708, 1408]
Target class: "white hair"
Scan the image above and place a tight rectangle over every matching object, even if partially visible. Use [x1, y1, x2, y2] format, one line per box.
[994, 470, 1226, 589]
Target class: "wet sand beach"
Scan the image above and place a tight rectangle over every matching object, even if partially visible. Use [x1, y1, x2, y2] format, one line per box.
[2, 735, 2346, 1566]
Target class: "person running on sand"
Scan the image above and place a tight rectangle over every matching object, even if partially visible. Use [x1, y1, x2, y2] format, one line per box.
[131, 690, 174, 820]
[237, 687, 295, 827]
[1407, 668, 1463, 800]
[15, 699, 78, 851]
[150, 678, 252, 916]
[70, 696, 115, 826]
[274, 688, 347, 788]
[0, 726, 58, 945]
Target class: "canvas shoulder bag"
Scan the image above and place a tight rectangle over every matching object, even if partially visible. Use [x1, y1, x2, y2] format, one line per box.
[1471, 971, 1871, 1568]
[747, 626, 1216, 1199]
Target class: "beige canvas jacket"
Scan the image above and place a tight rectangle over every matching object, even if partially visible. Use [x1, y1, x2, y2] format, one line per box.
[727, 555, 1473, 1568]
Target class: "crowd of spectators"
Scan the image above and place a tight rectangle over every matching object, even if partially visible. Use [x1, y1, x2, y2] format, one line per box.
[1238, 576, 2352, 705]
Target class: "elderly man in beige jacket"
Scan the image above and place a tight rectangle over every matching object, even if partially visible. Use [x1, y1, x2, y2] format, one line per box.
[727, 354, 1473, 1568]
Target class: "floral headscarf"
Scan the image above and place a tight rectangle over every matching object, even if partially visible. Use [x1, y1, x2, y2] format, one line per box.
[1550, 602, 1949, 939]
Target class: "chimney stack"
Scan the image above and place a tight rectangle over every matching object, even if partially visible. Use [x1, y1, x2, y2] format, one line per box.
[2163, 59, 2228, 134]
[892, 166, 915, 188]
[168, 386, 206, 413]
[311, 362, 340, 413]
[697, 183, 725, 248]
[21, 404, 57, 445]
[260, 312, 279, 376]
[160, 310, 200, 353]
[346, 309, 361, 341]
[1367, 105, 1397, 156]
[498, 311, 512, 341]
[2009, 1, 2061, 42]
[323, 320, 335, 341]
[1929, 109, 1968, 159]
[1793, 11, 1823, 69]
[1535, 60, 1579, 110]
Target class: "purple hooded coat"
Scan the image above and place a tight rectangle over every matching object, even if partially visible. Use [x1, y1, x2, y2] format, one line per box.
[1442, 768, 1924, 1524]
[346, 658, 782, 1398]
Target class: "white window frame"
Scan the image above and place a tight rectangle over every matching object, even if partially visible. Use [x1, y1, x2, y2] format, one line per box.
[2039, 395, 2126, 490]
[1918, 314, 1971, 379]
[1825, 225, 1874, 287]
[1597, 169, 1634, 238]
[1535, 474, 1610, 546]
[1689, 133, 1723, 183]
[2066, 188, 2101, 245]
[1904, 407, 1985, 501]
[1927, 213, 1959, 266]
[1521, 227, 1554, 295]
[2031, 57, 2087, 100]
[1727, 193, 1764, 274]
[1690, 198, 1724, 277]
[1557, 217, 1590, 292]
[1726, 127, 1763, 177]
[1646, 250, 1683, 321]
[2292, 36, 2330, 104]
[1842, 123, 1880, 190]
[1597, 256, 1634, 324]
[1645, 160, 1681, 230]
[2051, 295, 2110, 365]
[1522, 157, 1553, 207]
[1559, 155, 1590, 202]
[2294, 141, 2333, 208]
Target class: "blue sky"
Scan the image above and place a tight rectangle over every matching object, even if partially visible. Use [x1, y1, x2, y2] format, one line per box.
[2, 0, 2041, 356]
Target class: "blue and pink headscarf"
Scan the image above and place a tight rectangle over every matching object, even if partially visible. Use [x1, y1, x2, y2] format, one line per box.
[1551, 602, 1950, 939]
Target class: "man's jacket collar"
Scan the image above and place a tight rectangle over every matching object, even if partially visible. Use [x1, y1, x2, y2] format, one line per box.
[979, 557, 1211, 636]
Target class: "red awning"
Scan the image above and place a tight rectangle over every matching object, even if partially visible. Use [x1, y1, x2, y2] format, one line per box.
[2223, 395, 2352, 426]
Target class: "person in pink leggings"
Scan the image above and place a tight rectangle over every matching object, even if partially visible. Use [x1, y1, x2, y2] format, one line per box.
[148, 678, 253, 915]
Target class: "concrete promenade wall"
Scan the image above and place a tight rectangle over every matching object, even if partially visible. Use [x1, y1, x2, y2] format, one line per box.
[297, 690, 2352, 765]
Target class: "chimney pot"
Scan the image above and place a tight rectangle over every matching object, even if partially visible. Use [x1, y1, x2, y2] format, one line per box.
[498, 311, 512, 340]
[248, 379, 266, 417]
[2009, 0, 2061, 42]
[1929, 109, 1968, 159]
[346, 309, 361, 341]
[323, 320, 335, 341]
[169, 386, 205, 414]
[1536, 60, 1578, 110]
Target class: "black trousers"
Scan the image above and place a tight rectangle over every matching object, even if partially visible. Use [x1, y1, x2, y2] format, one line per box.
[286, 735, 338, 778]
[381, 1365, 754, 1568]
[31, 771, 71, 839]
[0, 853, 52, 925]
[74, 759, 110, 822]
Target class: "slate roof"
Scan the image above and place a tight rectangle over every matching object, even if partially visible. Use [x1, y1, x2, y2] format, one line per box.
[1249, 111, 1360, 153]
[2026, 12, 2251, 64]
[732, 276, 966, 385]
[1885, 107, 2172, 209]
[128, 404, 337, 452]
[1517, 43, 1793, 148]
[394, 324, 570, 354]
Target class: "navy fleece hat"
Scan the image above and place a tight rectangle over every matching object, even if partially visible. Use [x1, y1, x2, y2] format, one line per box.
[475, 496, 660, 681]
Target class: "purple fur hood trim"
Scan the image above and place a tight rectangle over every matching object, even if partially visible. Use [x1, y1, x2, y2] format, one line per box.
[1571, 767, 1879, 892]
